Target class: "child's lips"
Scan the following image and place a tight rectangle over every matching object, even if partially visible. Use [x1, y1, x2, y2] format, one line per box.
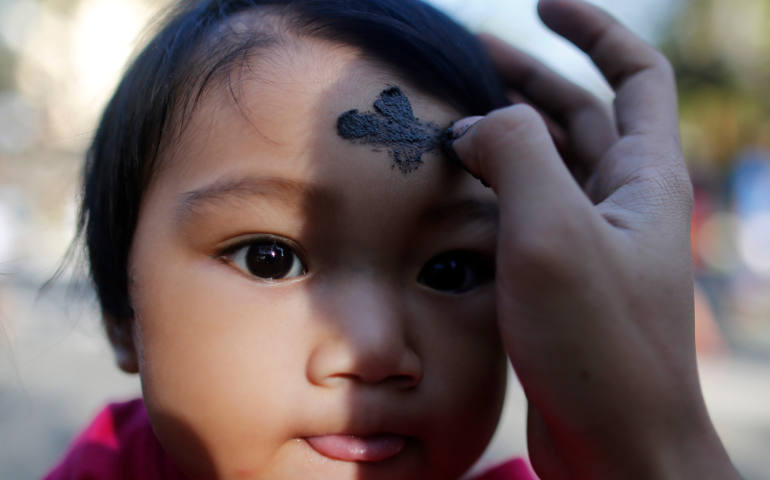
[305, 434, 407, 462]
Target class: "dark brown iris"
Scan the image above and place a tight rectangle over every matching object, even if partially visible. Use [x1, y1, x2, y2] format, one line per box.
[246, 240, 295, 279]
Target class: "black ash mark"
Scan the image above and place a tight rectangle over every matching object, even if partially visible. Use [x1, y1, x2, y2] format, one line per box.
[337, 86, 443, 174]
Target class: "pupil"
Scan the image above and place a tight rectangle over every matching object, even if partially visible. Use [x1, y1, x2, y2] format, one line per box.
[425, 259, 466, 291]
[245, 241, 292, 279]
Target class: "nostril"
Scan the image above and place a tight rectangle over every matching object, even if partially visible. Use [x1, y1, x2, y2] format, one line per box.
[328, 373, 421, 390]
[388, 374, 421, 390]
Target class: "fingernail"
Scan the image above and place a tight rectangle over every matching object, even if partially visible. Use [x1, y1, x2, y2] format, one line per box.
[449, 116, 483, 140]
[440, 116, 489, 188]
[440, 115, 483, 164]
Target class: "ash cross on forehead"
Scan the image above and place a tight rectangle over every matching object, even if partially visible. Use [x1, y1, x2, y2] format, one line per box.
[337, 86, 444, 174]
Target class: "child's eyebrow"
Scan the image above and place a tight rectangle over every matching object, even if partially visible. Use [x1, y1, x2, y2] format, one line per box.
[174, 176, 496, 231]
[175, 176, 337, 223]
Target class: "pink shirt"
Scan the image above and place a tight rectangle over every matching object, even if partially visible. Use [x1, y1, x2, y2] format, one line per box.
[44, 399, 536, 480]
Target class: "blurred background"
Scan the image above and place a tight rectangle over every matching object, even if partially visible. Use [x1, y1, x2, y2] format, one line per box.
[0, 0, 769, 478]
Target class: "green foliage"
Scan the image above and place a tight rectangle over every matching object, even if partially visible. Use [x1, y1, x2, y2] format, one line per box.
[0, 42, 16, 91]
[661, 0, 770, 168]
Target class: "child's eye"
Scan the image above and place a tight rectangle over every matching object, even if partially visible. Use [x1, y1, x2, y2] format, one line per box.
[222, 236, 306, 281]
[417, 251, 494, 293]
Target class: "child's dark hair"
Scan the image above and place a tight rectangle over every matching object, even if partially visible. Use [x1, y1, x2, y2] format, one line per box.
[79, 0, 509, 336]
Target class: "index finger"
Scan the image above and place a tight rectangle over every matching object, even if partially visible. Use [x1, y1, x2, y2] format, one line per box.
[537, 0, 679, 138]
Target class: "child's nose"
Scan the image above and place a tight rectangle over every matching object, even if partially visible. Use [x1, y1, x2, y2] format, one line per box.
[306, 279, 422, 390]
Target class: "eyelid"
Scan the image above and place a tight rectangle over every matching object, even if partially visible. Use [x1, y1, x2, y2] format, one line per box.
[218, 233, 305, 259]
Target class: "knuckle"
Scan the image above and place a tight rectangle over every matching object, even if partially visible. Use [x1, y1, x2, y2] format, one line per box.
[650, 50, 676, 86]
[653, 50, 675, 76]
[474, 104, 548, 149]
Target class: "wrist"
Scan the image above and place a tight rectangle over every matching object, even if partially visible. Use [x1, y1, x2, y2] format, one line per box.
[645, 415, 740, 480]
[597, 404, 741, 480]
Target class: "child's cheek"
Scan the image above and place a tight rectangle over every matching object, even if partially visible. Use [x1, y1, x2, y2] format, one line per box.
[130, 253, 318, 477]
[411, 288, 507, 466]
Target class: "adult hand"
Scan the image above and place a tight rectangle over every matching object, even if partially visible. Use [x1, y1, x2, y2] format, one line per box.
[449, 1, 739, 478]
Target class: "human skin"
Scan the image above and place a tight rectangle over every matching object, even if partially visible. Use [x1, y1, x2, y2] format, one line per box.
[451, 0, 741, 478]
[119, 37, 506, 480]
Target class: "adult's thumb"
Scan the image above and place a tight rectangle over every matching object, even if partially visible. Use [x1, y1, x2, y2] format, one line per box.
[448, 104, 590, 219]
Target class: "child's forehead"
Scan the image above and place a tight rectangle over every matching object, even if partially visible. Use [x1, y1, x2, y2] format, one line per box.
[200, 37, 451, 124]
[164, 36, 459, 180]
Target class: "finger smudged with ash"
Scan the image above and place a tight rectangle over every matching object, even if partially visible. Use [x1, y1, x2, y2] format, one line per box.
[337, 86, 443, 174]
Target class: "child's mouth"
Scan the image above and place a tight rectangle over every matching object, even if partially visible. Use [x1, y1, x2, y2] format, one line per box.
[305, 434, 407, 462]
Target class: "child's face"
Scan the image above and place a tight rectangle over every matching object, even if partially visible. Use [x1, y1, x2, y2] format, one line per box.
[125, 37, 506, 480]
